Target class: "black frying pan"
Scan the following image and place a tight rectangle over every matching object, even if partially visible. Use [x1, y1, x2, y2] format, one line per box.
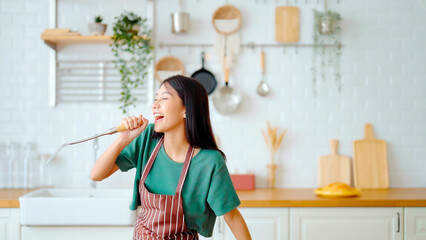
[191, 52, 217, 95]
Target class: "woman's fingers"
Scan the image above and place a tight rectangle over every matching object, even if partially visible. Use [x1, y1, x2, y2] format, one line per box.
[122, 115, 146, 131]
[122, 118, 130, 130]
[131, 116, 137, 128]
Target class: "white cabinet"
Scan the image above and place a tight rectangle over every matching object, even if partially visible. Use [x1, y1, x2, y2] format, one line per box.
[21, 226, 133, 240]
[405, 207, 426, 240]
[221, 208, 289, 240]
[0, 208, 20, 240]
[290, 207, 403, 240]
[16, 207, 426, 240]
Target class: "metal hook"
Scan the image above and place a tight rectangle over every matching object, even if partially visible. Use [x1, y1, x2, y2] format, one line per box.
[282, 46, 286, 54]
[337, 0, 340, 4]
[247, 42, 255, 54]
[294, 47, 298, 55]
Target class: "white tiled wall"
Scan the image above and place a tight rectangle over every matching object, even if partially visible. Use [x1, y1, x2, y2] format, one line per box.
[1, 0, 425, 188]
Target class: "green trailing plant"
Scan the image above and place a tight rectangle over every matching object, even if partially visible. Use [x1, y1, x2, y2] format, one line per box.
[312, 10, 342, 96]
[94, 15, 103, 23]
[111, 11, 153, 114]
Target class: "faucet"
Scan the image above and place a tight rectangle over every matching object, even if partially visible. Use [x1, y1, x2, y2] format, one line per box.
[90, 137, 99, 189]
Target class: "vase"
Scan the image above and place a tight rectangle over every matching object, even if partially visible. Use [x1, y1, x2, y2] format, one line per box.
[267, 163, 277, 189]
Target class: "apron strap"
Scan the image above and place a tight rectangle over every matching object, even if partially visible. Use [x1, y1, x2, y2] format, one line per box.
[175, 145, 195, 195]
[141, 137, 164, 182]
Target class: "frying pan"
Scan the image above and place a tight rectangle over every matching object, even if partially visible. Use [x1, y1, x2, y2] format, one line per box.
[213, 60, 241, 114]
[191, 52, 217, 95]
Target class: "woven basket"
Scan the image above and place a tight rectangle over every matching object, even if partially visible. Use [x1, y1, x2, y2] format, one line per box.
[212, 5, 242, 35]
[154, 56, 185, 82]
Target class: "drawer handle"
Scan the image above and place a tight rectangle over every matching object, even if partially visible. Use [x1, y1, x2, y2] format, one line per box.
[397, 212, 400, 233]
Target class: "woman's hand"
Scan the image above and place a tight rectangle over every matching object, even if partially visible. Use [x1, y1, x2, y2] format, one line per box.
[117, 114, 149, 145]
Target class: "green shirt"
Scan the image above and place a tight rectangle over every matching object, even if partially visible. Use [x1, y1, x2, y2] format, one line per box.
[115, 123, 240, 237]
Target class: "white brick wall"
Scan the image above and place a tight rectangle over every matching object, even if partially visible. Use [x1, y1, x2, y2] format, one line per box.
[0, 0, 425, 188]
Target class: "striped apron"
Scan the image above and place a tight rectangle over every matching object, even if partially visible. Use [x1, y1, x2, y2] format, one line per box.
[133, 137, 199, 240]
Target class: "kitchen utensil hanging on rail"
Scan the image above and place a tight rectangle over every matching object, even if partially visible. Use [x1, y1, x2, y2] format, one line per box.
[171, 0, 190, 33]
[213, 57, 241, 114]
[275, 6, 300, 43]
[191, 52, 217, 95]
[256, 50, 270, 96]
[212, 4, 242, 69]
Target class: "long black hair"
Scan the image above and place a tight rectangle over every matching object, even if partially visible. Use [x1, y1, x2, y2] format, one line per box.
[152, 75, 225, 159]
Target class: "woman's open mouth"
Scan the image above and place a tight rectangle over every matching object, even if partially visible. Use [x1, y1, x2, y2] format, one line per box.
[154, 113, 164, 123]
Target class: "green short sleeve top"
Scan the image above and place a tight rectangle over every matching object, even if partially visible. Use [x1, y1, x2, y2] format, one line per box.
[115, 123, 241, 237]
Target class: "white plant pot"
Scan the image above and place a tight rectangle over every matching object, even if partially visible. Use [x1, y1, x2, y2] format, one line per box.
[318, 16, 336, 35]
[88, 23, 107, 36]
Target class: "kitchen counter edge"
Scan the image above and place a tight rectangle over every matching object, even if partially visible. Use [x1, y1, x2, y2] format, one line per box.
[2, 188, 426, 208]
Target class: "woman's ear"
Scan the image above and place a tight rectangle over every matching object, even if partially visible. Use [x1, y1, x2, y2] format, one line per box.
[183, 112, 186, 118]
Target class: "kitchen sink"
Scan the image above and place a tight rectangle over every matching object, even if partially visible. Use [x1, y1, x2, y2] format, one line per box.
[19, 188, 136, 226]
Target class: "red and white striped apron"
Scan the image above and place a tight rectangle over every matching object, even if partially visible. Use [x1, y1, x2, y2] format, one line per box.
[133, 137, 199, 240]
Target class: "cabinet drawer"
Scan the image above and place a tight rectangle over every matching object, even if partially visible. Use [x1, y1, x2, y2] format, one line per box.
[290, 207, 403, 240]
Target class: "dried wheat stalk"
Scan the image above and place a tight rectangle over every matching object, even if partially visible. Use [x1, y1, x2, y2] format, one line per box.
[261, 121, 287, 164]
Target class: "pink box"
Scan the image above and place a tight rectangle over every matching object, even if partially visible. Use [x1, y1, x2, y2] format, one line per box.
[230, 174, 255, 190]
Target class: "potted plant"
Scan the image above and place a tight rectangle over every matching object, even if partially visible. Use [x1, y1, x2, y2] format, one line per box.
[111, 11, 153, 114]
[312, 10, 342, 96]
[88, 15, 107, 36]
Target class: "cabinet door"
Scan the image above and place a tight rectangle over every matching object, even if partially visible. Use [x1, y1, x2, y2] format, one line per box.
[290, 207, 403, 240]
[0, 208, 20, 240]
[405, 207, 426, 240]
[221, 208, 289, 240]
[21, 226, 133, 240]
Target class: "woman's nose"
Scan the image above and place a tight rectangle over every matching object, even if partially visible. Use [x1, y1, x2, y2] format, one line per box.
[152, 101, 158, 109]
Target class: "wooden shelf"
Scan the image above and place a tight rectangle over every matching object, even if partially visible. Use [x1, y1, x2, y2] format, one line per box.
[41, 35, 150, 50]
[41, 35, 113, 50]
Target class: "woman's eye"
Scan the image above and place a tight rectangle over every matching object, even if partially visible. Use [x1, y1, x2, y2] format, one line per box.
[162, 98, 168, 100]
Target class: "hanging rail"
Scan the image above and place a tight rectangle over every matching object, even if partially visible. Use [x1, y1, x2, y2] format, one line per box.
[158, 42, 342, 49]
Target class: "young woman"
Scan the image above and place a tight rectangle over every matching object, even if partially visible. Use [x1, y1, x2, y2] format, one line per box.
[90, 75, 251, 239]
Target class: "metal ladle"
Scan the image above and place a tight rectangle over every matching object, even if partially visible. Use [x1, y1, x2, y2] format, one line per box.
[256, 51, 270, 96]
[46, 123, 129, 164]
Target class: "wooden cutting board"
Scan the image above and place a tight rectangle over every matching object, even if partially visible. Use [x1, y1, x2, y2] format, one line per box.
[353, 123, 389, 189]
[317, 139, 351, 187]
[275, 6, 300, 43]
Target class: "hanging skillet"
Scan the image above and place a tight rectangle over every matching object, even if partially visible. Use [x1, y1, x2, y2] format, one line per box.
[213, 57, 241, 115]
[191, 52, 217, 95]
